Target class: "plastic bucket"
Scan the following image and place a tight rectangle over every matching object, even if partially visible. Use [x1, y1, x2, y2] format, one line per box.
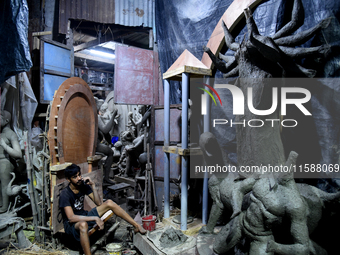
[106, 243, 122, 255]
[142, 215, 156, 231]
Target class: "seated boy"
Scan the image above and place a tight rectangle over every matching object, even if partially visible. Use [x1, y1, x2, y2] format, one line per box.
[59, 164, 146, 255]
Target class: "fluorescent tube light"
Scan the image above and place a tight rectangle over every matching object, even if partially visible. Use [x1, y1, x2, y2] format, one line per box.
[89, 49, 115, 59]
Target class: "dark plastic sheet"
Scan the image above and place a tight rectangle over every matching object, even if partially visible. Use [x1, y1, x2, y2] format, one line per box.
[156, 0, 340, 184]
[156, 0, 233, 104]
[0, 0, 32, 85]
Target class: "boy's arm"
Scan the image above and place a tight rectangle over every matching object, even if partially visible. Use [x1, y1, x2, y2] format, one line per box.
[64, 206, 104, 230]
[85, 177, 101, 206]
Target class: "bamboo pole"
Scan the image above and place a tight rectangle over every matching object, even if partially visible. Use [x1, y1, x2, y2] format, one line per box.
[23, 131, 40, 242]
[147, 144, 152, 215]
[40, 105, 52, 245]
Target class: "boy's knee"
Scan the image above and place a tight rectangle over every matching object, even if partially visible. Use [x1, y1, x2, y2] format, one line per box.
[79, 221, 88, 231]
[105, 199, 119, 209]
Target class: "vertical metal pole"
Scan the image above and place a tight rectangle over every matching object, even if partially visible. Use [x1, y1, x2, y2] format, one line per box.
[202, 76, 211, 225]
[181, 73, 189, 230]
[164, 79, 170, 218]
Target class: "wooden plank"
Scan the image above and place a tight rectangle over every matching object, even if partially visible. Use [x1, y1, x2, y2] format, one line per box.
[50, 162, 72, 172]
[87, 155, 102, 163]
[162, 146, 202, 156]
[201, 0, 263, 69]
[153, 50, 161, 106]
[184, 66, 212, 76]
[107, 183, 132, 192]
[70, 29, 75, 77]
[43, 69, 71, 78]
[41, 38, 72, 50]
[89, 86, 112, 91]
[114, 175, 136, 187]
[163, 145, 179, 154]
[135, 176, 146, 181]
[163, 49, 211, 80]
[163, 65, 211, 80]
[166, 49, 209, 71]
[154, 104, 182, 109]
[127, 196, 145, 202]
[163, 74, 182, 81]
[34, 112, 47, 118]
[40, 40, 45, 104]
[74, 37, 116, 52]
[74, 39, 101, 52]
[32, 31, 52, 36]
[153, 176, 180, 182]
[51, 180, 68, 232]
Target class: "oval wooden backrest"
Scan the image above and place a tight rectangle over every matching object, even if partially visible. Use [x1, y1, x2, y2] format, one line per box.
[48, 77, 98, 166]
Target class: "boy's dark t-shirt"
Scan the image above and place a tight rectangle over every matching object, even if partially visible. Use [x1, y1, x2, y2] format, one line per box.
[59, 184, 93, 223]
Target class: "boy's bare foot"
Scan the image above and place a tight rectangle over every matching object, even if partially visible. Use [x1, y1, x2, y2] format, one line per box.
[134, 224, 147, 234]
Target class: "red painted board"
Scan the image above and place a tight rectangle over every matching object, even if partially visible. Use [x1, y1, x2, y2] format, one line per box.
[114, 45, 154, 105]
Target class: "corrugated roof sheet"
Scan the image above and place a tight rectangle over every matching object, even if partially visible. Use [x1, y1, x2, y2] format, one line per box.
[59, 0, 153, 34]
[59, 0, 115, 34]
[115, 0, 154, 28]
